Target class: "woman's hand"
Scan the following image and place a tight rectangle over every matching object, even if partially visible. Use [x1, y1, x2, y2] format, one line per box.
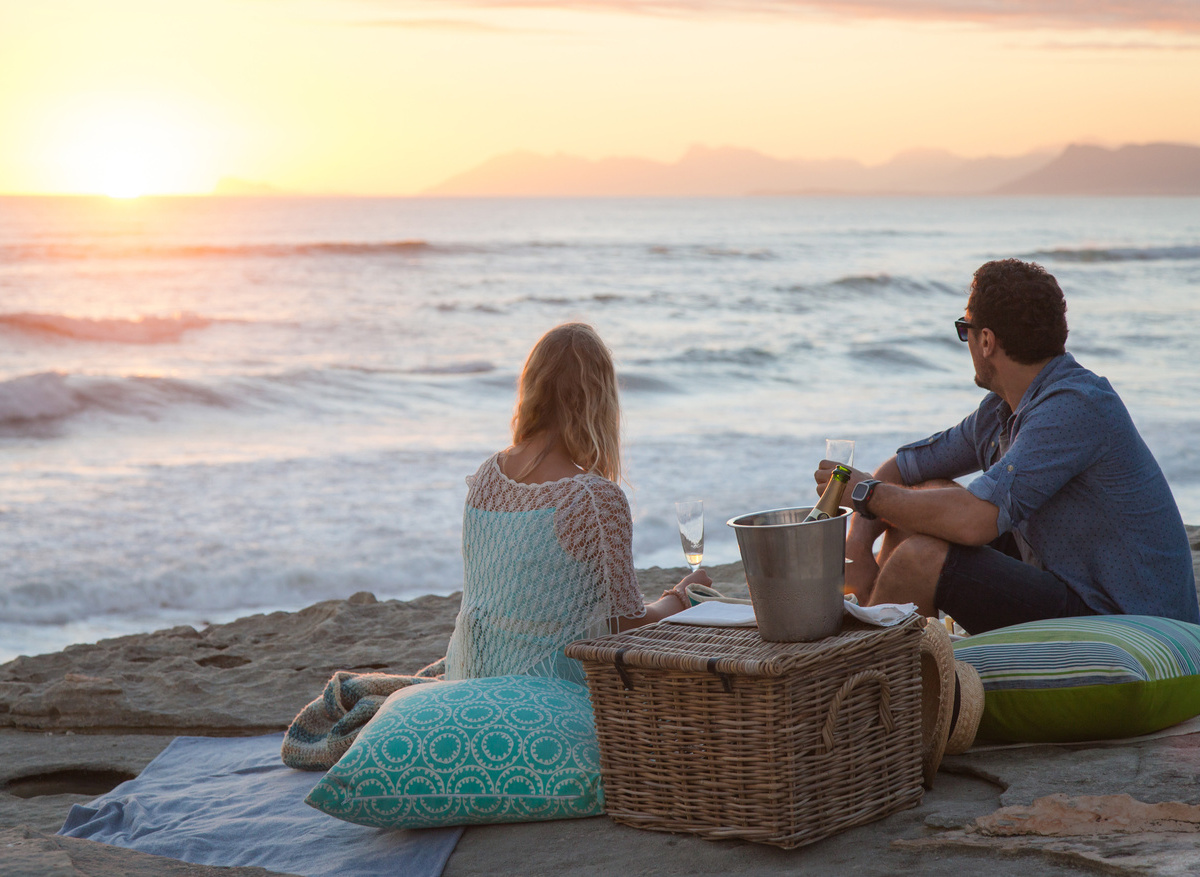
[677, 568, 712, 589]
[618, 568, 714, 631]
[665, 568, 712, 609]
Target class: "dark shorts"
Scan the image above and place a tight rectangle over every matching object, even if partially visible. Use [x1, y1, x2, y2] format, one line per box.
[934, 532, 1097, 635]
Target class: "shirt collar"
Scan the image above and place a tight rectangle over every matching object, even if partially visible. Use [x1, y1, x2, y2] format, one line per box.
[994, 352, 1073, 430]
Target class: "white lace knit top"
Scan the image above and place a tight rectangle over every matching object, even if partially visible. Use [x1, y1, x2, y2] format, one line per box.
[444, 452, 645, 685]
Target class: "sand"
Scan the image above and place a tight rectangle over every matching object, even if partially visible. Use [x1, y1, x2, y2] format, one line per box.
[3, 533, 1200, 876]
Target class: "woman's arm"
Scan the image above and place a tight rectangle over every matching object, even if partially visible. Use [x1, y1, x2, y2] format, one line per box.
[617, 568, 712, 631]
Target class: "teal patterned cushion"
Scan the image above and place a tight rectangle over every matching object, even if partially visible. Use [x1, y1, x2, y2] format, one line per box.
[305, 675, 604, 828]
[953, 615, 1200, 743]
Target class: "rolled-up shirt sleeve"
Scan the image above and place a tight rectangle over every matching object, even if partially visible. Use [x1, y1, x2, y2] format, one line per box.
[896, 407, 987, 486]
[967, 387, 1109, 534]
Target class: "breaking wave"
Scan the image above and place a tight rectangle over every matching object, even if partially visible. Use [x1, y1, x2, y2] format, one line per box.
[0, 361, 500, 430]
[0, 373, 82, 423]
[406, 361, 495, 376]
[0, 312, 216, 344]
[649, 244, 777, 260]
[0, 372, 233, 427]
[1027, 245, 1200, 263]
[852, 346, 941, 371]
[824, 274, 961, 296]
[617, 372, 677, 393]
[0, 239, 467, 262]
[668, 346, 779, 366]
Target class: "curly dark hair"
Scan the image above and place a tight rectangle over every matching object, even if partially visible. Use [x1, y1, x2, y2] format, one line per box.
[967, 259, 1068, 365]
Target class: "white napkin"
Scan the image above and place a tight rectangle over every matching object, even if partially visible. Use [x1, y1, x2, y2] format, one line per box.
[664, 597, 917, 628]
[663, 601, 757, 627]
[842, 598, 918, 627]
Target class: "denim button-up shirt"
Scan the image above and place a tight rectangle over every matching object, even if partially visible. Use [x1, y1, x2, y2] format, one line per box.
[896, 353, 1198, 622]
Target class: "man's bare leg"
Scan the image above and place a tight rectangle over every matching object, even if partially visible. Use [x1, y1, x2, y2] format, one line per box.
[845, 478, 962, 605]
[844, 515, 884, 602]
[868, 534, 949, 617]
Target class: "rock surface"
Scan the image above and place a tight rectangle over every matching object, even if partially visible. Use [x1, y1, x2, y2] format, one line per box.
[975, 793, 1200, 835]
[4, 544, 1200, 876]
[1, 826, 289, 877]
[0, 592, 458, 735]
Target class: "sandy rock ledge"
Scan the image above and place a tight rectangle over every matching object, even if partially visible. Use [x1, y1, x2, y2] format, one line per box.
[4, 549, 1200, 876]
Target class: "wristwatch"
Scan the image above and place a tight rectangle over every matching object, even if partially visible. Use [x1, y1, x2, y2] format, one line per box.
[851, 479, 882, 519]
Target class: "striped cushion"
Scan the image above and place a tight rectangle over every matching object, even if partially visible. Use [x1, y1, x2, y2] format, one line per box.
[953, 616, 1200, 743]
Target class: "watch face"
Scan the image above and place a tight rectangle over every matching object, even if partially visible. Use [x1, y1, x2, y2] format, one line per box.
[851, 480, 877, 518]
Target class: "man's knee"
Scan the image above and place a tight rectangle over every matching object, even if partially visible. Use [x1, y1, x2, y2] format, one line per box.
[873, 535, 951, 613]
[885, 535, 950, 578]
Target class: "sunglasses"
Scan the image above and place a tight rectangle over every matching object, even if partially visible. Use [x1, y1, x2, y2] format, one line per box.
[954, 318, 977, 342]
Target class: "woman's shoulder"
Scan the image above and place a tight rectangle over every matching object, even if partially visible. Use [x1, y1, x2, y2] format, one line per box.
[573, 473, 628, 499]
[467, 450, 628, 509]
[565, 475, 631, 521]
[465, 452, 504, 487]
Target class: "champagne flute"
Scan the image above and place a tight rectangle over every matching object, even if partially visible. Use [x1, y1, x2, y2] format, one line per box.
[675, 500, 704, 572]
[824, 438, 855, 467]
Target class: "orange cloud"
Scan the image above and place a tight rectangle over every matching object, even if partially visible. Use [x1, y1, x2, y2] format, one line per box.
[346, 18, 531, 32]
[1027, 39, 1200, 50]
[373, 0, 1200, 31]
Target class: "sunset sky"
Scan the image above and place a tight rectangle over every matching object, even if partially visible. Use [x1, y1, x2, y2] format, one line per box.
[1, 0, 1199, 196]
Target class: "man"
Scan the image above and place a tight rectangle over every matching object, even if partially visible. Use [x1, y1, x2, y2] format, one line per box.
[817, 259, 1198, 633]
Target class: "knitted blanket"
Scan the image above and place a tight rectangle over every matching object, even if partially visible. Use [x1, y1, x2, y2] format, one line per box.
[282, 658, 445, 771]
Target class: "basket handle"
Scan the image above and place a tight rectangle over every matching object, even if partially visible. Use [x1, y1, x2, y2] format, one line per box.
[820, 669, 894, 754]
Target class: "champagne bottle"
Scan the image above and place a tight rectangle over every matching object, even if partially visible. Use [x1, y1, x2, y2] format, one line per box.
[803, 465, 851, 523]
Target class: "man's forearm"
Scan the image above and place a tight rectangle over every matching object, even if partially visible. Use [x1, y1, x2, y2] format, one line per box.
[867, 483, 999, 546]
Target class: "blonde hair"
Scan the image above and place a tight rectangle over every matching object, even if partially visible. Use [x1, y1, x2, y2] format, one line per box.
[511, 323, 621, 482]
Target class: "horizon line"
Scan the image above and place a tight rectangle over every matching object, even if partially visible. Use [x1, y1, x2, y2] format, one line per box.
[6, 138, 1199, 199]
[6, 191, 1200, 200]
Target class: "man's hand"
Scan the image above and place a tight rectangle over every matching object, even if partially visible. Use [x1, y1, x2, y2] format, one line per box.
[814, 460, 871, 497]
[817, 456, 905, 603]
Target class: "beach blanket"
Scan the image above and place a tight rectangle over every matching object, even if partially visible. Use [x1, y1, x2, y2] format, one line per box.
[281, 658, 445, 771]
[58, 733, 463, 877]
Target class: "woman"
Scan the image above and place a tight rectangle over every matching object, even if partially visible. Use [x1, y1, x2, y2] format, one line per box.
[445, 322, 710, 685]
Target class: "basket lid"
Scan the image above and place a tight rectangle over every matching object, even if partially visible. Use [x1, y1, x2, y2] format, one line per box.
[564, 615, 921, 678]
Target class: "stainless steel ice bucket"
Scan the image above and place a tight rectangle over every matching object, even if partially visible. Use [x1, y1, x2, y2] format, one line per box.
[726, 506, 848, 642]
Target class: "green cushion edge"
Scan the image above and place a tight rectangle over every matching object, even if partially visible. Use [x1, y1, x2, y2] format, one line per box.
[976, 674, 1200, 744]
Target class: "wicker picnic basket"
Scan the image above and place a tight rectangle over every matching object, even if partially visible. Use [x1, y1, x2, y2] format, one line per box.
[563, 615, 924, 849]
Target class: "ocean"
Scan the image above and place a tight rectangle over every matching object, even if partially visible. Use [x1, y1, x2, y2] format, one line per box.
[2, 195, 1198, 662]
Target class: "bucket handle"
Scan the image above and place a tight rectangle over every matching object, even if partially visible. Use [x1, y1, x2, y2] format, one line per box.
[820, 669, 894, 754]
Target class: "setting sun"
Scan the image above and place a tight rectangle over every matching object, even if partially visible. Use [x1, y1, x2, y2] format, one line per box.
[91, 124, 157, 199]
[56, 103, 201, 197]
[20, 91, 218, 197]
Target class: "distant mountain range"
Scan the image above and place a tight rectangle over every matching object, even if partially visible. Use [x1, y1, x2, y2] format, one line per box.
[995, 143, 1200, 195]
[423, 142, 1200, 197]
